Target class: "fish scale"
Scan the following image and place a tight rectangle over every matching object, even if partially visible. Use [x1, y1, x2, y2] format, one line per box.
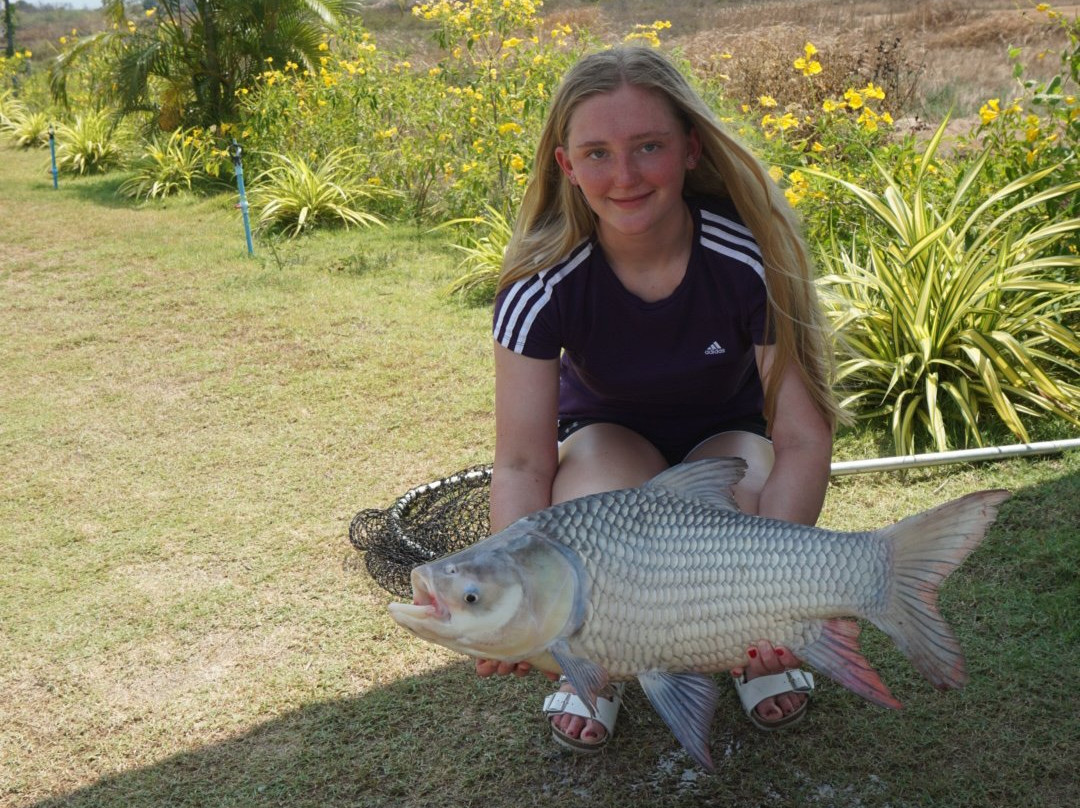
[535, 490, 883, 676]
[388, 457, 1010, 771]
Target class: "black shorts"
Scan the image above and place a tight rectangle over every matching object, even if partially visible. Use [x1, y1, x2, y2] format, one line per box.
[557, 415, 769, 467]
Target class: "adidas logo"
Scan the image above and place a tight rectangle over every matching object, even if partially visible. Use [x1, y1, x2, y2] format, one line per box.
[704, 341, 726, 356]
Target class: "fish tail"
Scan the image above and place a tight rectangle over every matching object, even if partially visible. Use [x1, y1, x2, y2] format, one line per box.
[870, 489, 1010, 690]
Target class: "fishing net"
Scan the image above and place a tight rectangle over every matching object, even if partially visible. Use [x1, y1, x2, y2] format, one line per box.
[348, 465, 493, 597]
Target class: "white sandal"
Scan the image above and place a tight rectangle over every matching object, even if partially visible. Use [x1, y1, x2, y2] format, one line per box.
[542, 678, 625, 754]
[732, 669, 814, 731]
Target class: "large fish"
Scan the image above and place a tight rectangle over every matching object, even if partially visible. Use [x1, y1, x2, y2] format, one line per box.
[388, 458, 1008, 770]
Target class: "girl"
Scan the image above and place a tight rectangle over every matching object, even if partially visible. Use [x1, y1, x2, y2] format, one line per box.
[478, 46, 840, 753]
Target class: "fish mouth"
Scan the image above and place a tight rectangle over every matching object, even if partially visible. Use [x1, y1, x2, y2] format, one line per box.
[387, 567, 448, 623]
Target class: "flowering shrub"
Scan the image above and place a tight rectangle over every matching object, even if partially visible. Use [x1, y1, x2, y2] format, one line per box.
[960, 3, 1079, 222]
[236, 6, 588, 221]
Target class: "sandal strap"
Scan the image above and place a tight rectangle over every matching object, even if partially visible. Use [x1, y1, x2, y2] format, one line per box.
[734, 669, 814, 715]
[542, 684, 624, 736]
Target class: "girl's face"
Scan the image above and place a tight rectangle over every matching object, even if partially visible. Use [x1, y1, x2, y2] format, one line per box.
[554, 83, 701, 245]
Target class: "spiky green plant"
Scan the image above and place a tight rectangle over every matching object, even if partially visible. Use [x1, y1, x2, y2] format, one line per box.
[2, 106, 50, 149]
[810, 121, 1080, 454]
[0, 89, 25, 128]
[54, 111, 125, 175]
[439, 205, 513, 302]
[250, 148, 386, 237]
[119, 128, 215, 199]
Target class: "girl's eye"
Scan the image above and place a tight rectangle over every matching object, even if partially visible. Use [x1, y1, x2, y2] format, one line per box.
[641, 142, 660, 153]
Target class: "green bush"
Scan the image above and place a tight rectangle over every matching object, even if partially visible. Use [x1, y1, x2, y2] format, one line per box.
[54, 110, 126, 174]
[812, 121, 1080, 454]
[119, 127, 230, 199]
[250, 147, 387, 237]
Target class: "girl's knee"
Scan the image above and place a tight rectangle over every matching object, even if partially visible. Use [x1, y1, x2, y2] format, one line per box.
[553, 423, 667, 502]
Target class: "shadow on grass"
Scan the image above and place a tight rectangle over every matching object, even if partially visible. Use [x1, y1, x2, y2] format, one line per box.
[29, 469, 1080, 808]
[51, 171, 137, 208]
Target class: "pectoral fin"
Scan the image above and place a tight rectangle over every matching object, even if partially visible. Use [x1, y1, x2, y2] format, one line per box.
[637, 670, 718, 772]
[549, 640, 609, 715]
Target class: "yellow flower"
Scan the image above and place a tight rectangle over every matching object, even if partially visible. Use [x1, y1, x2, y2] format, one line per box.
[498, 122, 523, 135]
[862, 82, 885, 101]
[145, 8, 155, 16]
[793, 43, 821, 76]
[1036, 3, 1050, 11]
[59, 36, 67, 44]
[822, 98, 845, 113]
[811, 141, 825, 153]
[768, 166, 784, 183]
[794, 58, 822, 76]
[318, 42, 329, 51]
[510, 154, 526, 172]
[843, 89, 864, 110]
[759, 95, 778, 108]
[979, 98, 1001, 125]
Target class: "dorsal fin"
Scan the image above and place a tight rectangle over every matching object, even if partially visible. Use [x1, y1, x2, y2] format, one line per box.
[643, 457, 746, 511]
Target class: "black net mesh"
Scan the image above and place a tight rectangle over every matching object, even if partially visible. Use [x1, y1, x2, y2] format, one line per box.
[348, 465, 493, 597]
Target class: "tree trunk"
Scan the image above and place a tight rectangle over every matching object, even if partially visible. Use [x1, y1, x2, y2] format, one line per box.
[4, 0, 15, 59]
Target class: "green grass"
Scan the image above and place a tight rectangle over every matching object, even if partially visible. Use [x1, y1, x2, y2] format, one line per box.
[1, 145, 1078, 808]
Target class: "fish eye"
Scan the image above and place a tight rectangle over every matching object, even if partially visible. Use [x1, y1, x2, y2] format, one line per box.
[463, 588, 479, 605]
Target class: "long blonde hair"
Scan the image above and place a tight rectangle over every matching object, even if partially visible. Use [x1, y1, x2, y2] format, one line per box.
[500, 46, 842, 430]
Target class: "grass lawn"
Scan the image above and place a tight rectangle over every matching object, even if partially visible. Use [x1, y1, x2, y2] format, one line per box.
[1, 145, 1078, 808]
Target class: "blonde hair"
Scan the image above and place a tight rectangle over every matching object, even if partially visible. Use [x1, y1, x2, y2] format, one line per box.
[500, 46, 842, 430]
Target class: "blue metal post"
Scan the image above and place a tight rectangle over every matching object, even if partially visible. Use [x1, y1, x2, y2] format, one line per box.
[48, 125, 58, 189]
[229, 139, 254, 255]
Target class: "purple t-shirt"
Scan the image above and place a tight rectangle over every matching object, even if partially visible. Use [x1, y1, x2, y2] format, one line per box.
[493, 197, 769, 457]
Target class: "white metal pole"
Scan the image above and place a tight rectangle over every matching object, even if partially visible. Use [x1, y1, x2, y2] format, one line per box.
[829, 438, 1080, 475]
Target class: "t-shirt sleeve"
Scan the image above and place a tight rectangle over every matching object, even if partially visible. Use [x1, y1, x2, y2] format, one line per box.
[492, 280, 562, 359]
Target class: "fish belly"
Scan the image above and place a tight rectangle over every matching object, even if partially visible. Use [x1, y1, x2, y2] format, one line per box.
[535, 490, 887, 677]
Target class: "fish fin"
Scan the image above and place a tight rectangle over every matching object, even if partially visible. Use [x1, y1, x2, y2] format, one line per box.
[644, 457, 745, 511]
[871, 489, 1010, 690]
[548, 640, 609, 715]
[637, 671, 718, 772]
[799, 618, 902, 709]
